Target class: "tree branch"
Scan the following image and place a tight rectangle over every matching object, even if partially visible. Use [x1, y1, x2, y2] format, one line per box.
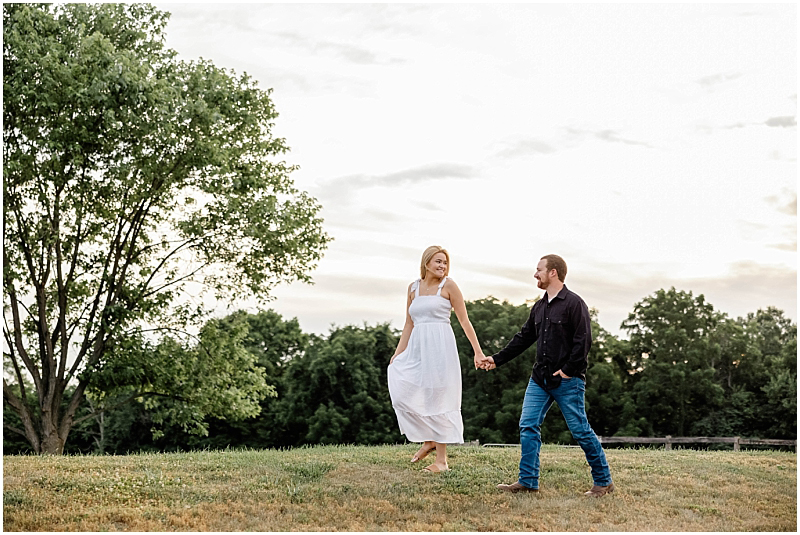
[3, 424, 30, 440]
[71, 389, 189, 427]
[140, 261, 210, 300]
[3, 272, 43, 390]
[63, 299, 94, 369]
[123, 325, 204, 345]
[69, 203, 127, 381]
[3, 379, 40, 452]
[19, 191, 59, 414]
[3, 323, 29, 409]
[51, 181, 74, 387]
[52, 178, 85, 382]
[15, 296, 37, 325]
[139, 234, 205, 293]
[11, 205, 42, 300]
[63, 194, 158, 436]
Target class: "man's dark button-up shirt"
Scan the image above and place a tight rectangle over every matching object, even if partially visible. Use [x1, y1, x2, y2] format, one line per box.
[491, 285, 592, 390]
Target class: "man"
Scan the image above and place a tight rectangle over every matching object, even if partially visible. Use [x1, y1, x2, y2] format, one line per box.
[479, 254, 613, 497]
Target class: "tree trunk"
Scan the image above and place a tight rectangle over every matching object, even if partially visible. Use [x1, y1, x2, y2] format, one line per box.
[40, 431, 66, 455]
[678, 383, 686, 436]
[40, 399, 69, 454]
[97, 411, 105, 455]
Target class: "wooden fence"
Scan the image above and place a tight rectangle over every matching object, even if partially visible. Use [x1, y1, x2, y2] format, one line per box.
[598, 435, 796, 451]
[482, 436, 797, 451]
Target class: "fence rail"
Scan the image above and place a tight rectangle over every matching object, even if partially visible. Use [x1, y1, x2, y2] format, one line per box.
[482, 436, 797, 451]
[597, 436, 796, 451]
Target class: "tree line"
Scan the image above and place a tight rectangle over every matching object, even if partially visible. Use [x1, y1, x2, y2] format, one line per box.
[5, 287, 795, 454]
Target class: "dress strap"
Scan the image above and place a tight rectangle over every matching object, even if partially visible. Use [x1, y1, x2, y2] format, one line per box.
[436, 276, 448, 296]
[411, 279, 421, 297]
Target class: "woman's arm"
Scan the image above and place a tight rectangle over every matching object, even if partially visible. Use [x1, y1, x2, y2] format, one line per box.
[445, 279, 487, 368]
[390, 283, 415, 364]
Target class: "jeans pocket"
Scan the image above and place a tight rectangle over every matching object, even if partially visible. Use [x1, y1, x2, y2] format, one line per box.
[575, 378, 585, 393]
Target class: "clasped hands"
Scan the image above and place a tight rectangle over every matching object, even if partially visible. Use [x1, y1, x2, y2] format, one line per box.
[473, 353, 572, 378]
[474, 353, 495, 371]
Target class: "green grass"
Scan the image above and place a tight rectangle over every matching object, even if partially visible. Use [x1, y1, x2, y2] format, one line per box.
[3, 444, 796, 531]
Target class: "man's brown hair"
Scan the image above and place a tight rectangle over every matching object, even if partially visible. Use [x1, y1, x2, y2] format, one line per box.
[541, 254, 567, 282]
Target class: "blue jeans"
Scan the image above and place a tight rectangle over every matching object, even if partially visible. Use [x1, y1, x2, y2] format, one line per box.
[518, 377, 612, 489]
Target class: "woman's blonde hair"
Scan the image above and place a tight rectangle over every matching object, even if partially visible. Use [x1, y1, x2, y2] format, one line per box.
[420, 245, 450, 279]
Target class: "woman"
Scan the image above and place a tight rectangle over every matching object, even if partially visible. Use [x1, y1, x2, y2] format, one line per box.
[387, 245, 487, 473]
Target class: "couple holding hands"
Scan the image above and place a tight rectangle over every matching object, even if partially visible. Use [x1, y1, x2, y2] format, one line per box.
[387, 246, 614, 497]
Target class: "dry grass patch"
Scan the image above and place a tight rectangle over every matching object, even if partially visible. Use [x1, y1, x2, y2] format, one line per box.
[3, 444, 796, 531]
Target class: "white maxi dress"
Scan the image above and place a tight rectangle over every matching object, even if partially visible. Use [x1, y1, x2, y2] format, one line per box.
[388, 277, 464, 444]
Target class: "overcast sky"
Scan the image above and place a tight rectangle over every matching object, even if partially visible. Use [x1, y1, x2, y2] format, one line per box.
[157, 2, 796, 338]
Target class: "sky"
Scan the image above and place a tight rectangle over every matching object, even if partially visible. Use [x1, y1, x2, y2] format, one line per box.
[156, 2, 797, 338]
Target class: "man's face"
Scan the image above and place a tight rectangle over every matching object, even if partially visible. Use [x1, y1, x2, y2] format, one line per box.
[534, 259, 551, 289]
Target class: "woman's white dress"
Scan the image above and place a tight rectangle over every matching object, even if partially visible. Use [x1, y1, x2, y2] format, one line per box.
[388, 277, 464, 444]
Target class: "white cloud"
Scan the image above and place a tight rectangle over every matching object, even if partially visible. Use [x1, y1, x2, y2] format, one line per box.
[765, 190, 797, 216]
[765, 116, 797, 128]
[695, 72, 743, 87]
[565, 128, 654, 148]
[494, 139, 558, 158]
[315, 163, 480, 204]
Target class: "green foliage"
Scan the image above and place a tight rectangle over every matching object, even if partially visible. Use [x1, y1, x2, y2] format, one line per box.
[4, 296, 795, 455]
[278, 323, 404, 447]
[622, 288, 726, 436]
[584, 317, 636, 437]
[761, 370, 796, 438]
[685, 307, 797, 439]
[452, 297, 536, 444]
[454, 299, 641, 444]
[3, 3, 329, 454]
[741, 307, 797, 439]
[63, 310, 306, 454]
[67, 316, 273, 447]
[202, 310, 309, 448]
[692, 389, 757, 437]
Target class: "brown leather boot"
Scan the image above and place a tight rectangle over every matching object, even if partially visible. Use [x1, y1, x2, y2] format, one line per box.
[584, 482, 615, 497]
[497, 481, 539, 493]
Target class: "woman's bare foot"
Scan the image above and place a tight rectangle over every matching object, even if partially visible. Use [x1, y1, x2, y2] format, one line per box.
[411, 442, 436, 463]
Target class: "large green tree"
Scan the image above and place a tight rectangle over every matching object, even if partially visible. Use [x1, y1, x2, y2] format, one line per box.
[621, 288, 725, 436]
[739, 307, 797, 439]
[207, 309, 310, 448]
[278, 324, 402, 447]
[583, 317, 640, 438]
[3, 4, 329, 453]
[158, 309, 311, 451]
[62, 309, 309, 454]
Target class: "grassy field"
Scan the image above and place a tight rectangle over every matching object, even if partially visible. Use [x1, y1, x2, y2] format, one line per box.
[3, 444, 796, 531]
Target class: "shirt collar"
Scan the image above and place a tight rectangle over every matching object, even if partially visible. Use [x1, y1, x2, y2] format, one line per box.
[544, 285, 569, 302]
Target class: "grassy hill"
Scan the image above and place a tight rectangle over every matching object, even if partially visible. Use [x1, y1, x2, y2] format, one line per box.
[3, 444, 796, 531]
